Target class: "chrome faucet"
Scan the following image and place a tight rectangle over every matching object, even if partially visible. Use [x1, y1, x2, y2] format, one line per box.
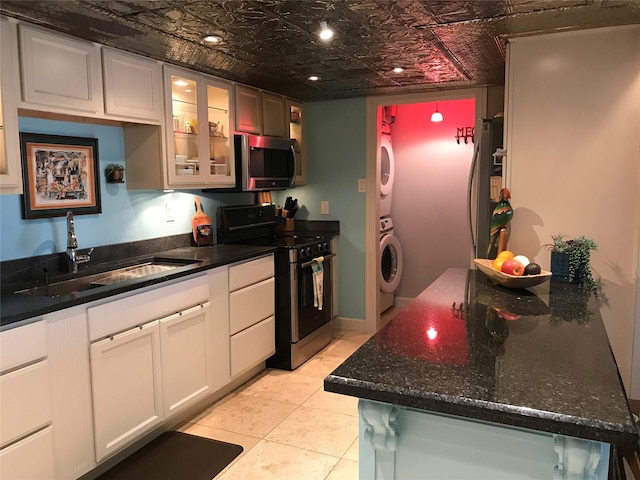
[66, 211, 93, 273]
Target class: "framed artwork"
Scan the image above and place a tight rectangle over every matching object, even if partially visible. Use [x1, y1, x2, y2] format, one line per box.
[20, 133, 101, 219]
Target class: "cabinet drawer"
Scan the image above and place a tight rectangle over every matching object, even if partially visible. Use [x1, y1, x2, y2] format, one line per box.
[230, 316, 275, 377]
[229, 255, 274, 291]
[229, 277, 274, 335]
[0, 321, 46, 373]
[0, 426, 55, 480]
[88, 274, 209, 341]
[0, 360, 51, 447]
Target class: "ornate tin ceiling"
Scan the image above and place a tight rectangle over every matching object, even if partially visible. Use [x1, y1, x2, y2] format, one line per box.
[1, 1, 639, 101]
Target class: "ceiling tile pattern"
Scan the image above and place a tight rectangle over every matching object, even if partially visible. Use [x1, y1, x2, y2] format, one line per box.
[1, 0, 639, 101]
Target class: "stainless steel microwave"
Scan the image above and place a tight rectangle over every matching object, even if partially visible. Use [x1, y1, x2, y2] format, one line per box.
[235, 134, 296, 191]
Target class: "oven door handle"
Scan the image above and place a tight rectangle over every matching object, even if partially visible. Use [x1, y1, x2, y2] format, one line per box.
[300, 252, 336, 268]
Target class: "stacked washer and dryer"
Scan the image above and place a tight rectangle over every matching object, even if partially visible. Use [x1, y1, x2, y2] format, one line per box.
[378, 107, 404, 313]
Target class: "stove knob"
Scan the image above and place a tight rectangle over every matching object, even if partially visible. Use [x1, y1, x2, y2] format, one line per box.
[323, 242, 329, 250]
[306, 247, 312, 256]
[299, 247, 305, 257]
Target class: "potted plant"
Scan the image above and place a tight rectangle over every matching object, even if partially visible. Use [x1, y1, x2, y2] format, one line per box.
[545, 234, 598, 296]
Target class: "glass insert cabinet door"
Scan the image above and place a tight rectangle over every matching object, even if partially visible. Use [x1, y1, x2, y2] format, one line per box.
[164, 66, 235, 187]
[288, 100, 305, 185]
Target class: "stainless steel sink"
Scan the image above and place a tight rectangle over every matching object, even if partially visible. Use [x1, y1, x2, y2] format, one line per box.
[16, 257, 202, 297]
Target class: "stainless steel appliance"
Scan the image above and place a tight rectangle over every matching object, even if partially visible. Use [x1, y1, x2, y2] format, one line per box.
[217, 204, 334, 370]
[236, 134, 296, 191]
[468, 117, 504, 258]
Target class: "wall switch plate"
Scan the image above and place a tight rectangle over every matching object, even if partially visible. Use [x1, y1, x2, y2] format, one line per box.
[358, 178, 366, 193]
[321, 200, 330, 215]
[165, 203, 174, 222]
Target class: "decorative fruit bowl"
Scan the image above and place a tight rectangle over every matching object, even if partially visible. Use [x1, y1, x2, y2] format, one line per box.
[474, 259, 552, 288]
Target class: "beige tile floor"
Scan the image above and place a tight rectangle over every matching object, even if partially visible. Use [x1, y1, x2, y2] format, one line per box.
[178, 328, 376, 480]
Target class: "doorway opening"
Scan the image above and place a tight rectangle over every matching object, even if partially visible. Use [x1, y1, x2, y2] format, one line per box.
[365, 88, 489, 333]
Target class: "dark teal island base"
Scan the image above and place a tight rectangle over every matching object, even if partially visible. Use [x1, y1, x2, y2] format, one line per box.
[325, 269, 637, 480]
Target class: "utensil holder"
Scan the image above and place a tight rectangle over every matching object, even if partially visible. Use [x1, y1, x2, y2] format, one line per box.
[284, 218, 294, 231]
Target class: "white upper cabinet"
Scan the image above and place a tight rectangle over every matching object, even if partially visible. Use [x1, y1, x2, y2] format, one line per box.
[102, 48, 163, 123]
[18, 24, 103, 114]
[164, 66, 236, 188]
[235, 85, 287, 138]
[287, 99, 305, 185]
[234, 85, 262, 135]
[262, 92, 287, 138]
[0, 18, 22, 194]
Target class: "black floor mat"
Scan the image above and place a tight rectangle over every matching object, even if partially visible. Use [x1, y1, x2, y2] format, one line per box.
[97, 431, 243, 480]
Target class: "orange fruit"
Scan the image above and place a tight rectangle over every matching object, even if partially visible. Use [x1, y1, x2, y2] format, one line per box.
[493, 250, 514, 270]
[493, 258, 507, 270]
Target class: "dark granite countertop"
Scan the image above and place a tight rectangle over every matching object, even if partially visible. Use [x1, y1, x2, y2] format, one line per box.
[1, 244, 276, 330]
[325, 268, 638, 447]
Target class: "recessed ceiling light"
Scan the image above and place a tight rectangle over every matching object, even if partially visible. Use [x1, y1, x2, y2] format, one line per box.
[308, 75, 319, 81]
[319, 21, 334, 41]
[173, 79, 188, 86]
[203, 35, 222, 44]
[393, 67, 404, 73]
[184, 89, 192, 93]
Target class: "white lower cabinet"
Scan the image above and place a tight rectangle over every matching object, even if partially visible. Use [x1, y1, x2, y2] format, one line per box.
[90, 321, 163, 462]
[0, 360, 51, 448]
[46, 306, 95, 480]
[0, 320, 55, 479]
[87, 273, 222, 462]
[228, 255, 276, 377]
[230, 316, 276, 377]
[0, 426, 55, 480]
[160, 302, 214, 418]
[0, 257, 275, 476]
[229, 277, 275, 334]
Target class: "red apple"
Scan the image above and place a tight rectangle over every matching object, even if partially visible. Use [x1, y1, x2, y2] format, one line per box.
[501, 258, 525, 276]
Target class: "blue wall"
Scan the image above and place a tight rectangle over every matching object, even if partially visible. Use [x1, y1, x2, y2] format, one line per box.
[2, 102, 368, 321]
[0, 117, 254, 261]
[275, 97, 367, 321]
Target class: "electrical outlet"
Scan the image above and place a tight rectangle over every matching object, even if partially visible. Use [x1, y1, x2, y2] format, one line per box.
[321, 200, 330, 215]
[165, 203, 174, 222]
[358, 178, 366, 192]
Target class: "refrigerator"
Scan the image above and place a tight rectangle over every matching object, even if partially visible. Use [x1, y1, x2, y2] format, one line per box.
[469, 117, 504, 259]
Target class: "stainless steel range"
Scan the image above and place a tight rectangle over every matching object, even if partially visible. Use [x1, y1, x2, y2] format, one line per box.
[217, 205, 334, 370]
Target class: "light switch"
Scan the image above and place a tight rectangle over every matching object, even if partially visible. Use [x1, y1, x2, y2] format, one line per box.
[358, 178, 366, 193]
[321, 201, 329, 215]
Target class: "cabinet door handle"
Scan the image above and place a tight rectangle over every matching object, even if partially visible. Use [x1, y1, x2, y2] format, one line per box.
[181, 302, 210, 316]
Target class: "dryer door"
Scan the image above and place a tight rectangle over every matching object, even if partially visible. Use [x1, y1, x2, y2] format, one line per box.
[379, 234, 403, 293]
[380, 135, 395, 198]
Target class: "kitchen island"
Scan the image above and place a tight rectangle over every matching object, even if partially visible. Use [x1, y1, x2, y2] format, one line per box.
[325, 268, 637, 479]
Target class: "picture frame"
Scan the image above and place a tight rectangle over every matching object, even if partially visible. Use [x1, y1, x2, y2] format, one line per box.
[20, 133, 101, 219]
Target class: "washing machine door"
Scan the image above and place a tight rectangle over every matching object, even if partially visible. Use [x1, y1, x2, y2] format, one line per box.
[379, 233, 403, 293]
[380, 136, 395, 198]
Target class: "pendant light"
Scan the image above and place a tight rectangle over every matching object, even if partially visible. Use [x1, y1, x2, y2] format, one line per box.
[430, 102, 443, 123]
